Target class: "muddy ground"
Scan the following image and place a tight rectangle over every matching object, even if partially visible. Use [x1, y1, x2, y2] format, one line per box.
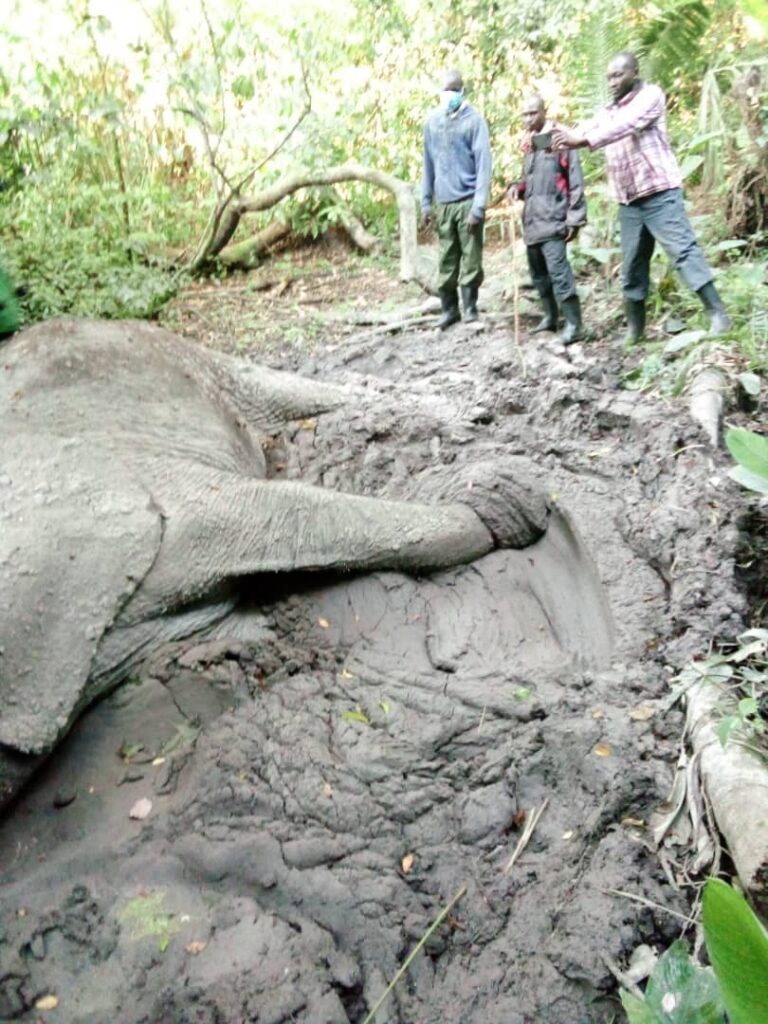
[0, 245, 754, 1023]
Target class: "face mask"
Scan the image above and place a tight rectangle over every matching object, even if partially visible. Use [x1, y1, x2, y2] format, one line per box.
[440, 89, 464, 113]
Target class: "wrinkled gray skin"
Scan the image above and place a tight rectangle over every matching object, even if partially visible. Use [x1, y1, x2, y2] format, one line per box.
[0, 318, 549, 806]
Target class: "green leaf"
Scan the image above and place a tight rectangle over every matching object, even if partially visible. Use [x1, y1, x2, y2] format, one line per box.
[737, 373, 761, 397]
[643, 940, 725, 1023]
[620, 990, 656, 1024]
[728, 465, 768, 496]
[663, 330, 705, 355]
[341, 708, 370, 725]
[702, 879, 768, 1024]
[725, 428, 768, 482]
[717, 715, 740, 747]
[679, 153, 704, 179]
[231, 75, 255, 101]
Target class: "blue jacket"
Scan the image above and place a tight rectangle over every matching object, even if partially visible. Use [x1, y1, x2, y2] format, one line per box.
[421, 103, 492, 220]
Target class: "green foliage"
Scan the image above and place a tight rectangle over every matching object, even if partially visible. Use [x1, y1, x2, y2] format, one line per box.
[620, 882, 768, 1024]
[620, 940, 724, 1023]
[673, 628, 768, 753]
[726, 427, 768, 495]
[701, 879, 768, 1024]
[0, 263, 20, 334]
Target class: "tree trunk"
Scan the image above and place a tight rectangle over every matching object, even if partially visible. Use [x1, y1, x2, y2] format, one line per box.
[206, 163, 431, 290]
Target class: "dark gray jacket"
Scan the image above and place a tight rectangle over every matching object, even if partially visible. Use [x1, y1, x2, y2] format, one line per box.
[518, 143, 587, 246]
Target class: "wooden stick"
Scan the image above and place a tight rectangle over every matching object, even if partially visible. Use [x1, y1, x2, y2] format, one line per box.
[503, 797, 549, 875]
[508, 205, 526, 378]
[361, 884, 468, 1023]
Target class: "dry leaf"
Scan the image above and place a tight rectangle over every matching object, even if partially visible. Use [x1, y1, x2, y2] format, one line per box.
[562, 829, 574, 840]
[323, 782, 333, 798]
[338, 669, 355, 679]
[300, 418, 317, 430]
[151, 756, 166, 766]
[35, 995, 59, 1010]
[318, 617, 330, 629]
[593, 742, 612, 758]
[401, 853, 415, 873]
[629, 704, 655, 722]
[185, 941, 207, 955]
[129, 797, 153, 820]
[591, 706, 605, 720]
[621, 817, 645, 828]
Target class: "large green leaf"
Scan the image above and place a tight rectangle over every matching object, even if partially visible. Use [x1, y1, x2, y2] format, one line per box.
[725, 428, 768, 487]
[643, 940, 724, 1024]
[620, 990, 656, 1024]
[702, 879, 768, 1024]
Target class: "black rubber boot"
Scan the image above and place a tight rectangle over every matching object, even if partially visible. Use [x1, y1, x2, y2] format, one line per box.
[531, 290, 558, 334]
[624, 299, 646, 344]
[697, 281, 731, 335]
[438, 289, 461, 330]
[461, 284, 479, 322]
[559, 295, 583, 345]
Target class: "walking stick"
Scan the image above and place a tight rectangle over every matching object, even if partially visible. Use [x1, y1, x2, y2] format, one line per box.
[508, 201, 527, 378]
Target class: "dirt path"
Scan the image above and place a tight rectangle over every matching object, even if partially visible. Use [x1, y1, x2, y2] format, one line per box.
[0, 251, 749, 1023]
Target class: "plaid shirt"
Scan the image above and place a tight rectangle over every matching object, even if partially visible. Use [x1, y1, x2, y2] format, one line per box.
[581, 82, 682, 204]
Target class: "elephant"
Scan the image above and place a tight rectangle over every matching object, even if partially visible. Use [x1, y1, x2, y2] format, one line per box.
[0, 318, 550, 807]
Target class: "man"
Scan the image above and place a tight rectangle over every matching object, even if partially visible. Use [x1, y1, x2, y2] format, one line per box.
[552, 52, 730, 341]
[422, 70, 492, 329]
[510, 94, 586, 344]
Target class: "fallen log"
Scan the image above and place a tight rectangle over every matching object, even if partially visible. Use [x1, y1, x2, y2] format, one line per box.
[686, 678, 768, 914]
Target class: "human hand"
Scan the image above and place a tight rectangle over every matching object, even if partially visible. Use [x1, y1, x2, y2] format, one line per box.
[422, 211, 433, 231]
[565, 225, 580, 242]
[551, 127, 586, 150]
[467, 211, 483, 233]
[505, 182, 521, 203]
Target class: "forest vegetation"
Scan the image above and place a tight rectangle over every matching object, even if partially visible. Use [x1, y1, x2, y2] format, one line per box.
[1, 0, 766, 338]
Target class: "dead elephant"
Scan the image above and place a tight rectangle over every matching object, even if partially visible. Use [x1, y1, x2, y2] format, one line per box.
[0, 318, 550, 806]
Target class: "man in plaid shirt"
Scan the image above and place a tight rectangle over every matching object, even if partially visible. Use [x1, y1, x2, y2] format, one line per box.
[553, 52, 730, 340]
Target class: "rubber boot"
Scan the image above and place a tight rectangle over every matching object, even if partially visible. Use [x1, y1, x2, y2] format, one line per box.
[530, 289, 558, 334]
[461, 284, 479, 323]
[624, 299, 646, 344]
[438, 289, 461, 330]
[697, 281, 731, 335]
[559, 295, 583, 345]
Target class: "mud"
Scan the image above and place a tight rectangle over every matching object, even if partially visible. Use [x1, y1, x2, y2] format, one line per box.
[0, 287, 748, 1023]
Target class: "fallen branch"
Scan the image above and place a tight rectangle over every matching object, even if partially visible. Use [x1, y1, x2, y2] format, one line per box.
[209, 162, 430, 289]
[361, 884, 467, 1024]
[686, 679, 768, 913]
[219, 221, 292, 267]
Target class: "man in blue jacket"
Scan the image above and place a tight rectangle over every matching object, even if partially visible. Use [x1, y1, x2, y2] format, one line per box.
[422, 70, 492, 329]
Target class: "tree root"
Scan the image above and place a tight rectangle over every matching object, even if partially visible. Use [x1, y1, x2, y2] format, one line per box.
[686, 679, 768, 914]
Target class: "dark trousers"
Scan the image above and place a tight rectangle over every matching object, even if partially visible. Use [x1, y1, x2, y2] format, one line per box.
[436, 198, 484, 292]
[526, 237, 576, 302]
[619, 187, 713, 301]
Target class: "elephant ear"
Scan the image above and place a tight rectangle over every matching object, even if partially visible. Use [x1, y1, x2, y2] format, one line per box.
[0, 436, 161, 755]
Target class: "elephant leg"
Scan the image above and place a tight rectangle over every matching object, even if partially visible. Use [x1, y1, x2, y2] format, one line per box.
[125, 464, 549, 619]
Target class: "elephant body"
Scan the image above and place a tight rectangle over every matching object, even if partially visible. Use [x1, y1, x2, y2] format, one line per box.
[0, 319, 549, 805]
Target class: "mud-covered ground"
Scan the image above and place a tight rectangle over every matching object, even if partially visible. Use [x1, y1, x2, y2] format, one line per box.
[0, 247, 752, 1023]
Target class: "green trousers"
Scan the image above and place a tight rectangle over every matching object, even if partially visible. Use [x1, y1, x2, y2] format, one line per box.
[435, 198, 484, 293]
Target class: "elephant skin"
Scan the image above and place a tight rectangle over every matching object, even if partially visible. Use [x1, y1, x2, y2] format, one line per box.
[0, 318, 549, 806]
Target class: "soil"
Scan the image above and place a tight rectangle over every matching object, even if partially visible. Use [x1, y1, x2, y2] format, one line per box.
[0, 244, 753, 1023]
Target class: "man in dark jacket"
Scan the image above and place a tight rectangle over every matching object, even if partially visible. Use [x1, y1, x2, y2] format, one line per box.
[422, 70, 492, 329]
[511, 95, 586, 344]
